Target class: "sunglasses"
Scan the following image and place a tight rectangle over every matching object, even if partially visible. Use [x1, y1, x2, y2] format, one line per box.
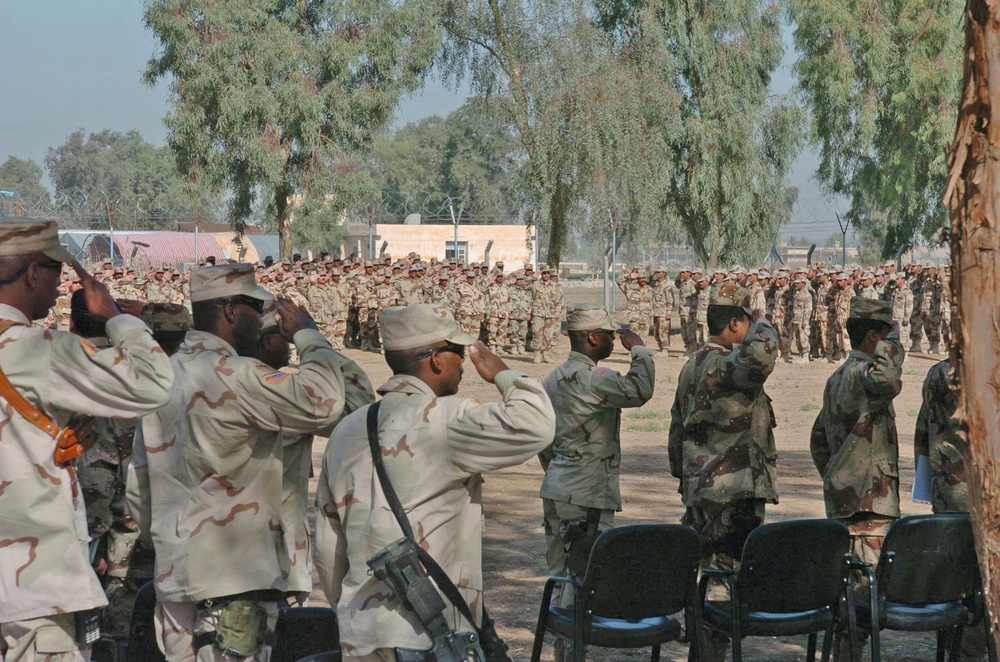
[415, 343, 467, 360]
[216, 296, 265, 313]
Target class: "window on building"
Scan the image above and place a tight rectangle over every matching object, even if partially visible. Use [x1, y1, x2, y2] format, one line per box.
[445, 241, 468, 263]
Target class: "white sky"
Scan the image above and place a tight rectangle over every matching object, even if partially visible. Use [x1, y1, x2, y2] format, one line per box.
[0, 1, 848, 242]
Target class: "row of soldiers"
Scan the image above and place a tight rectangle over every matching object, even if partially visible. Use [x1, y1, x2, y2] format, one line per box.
[617, 258, 952, 363]
[42, 253, 569, 363]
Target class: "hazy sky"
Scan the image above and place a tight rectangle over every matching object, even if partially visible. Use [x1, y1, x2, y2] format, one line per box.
[0, 1, 846, 241]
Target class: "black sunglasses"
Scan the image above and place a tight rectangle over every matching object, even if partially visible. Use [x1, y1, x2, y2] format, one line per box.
[216, 296, 265, 313]
[415, 343, 466, 360]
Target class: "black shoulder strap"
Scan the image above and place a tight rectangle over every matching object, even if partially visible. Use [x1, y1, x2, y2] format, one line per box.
[366, 403, 481, 634]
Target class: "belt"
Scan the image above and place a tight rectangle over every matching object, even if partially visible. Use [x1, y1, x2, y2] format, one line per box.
[394, 648, 434, 662]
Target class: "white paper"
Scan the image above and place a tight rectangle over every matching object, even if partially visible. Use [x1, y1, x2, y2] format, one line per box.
[911, 455, 933, 505]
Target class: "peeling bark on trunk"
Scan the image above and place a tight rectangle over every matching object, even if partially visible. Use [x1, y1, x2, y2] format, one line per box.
[946, 0, 1000, 632]
[276, 186, 292, 261]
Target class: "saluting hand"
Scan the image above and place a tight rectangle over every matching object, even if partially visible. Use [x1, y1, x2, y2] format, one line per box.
[70, 260, 120, 320]
[619, 328, 644, 350]
[468, 341, 508, 384]
[273, 297, 318, 341]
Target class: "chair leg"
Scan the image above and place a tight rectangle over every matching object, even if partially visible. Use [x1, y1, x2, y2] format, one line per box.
[936, 629, 947, 662]
[948, 625, 965, 662]
[987, 617, 998, 662]
[820, 622, 835, 662]
[806, 631, 817, 662]
[651, 643, 661, 662]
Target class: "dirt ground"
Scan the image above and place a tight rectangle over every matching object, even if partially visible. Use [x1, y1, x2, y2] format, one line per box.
[305, 285, 960, 661]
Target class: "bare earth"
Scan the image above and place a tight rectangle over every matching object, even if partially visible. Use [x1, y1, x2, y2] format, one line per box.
[305, 285, 946, 661]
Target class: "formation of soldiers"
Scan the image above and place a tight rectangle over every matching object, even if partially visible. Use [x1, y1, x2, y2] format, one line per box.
[44, 254, 567, 363]
[617, 258, 952, 362]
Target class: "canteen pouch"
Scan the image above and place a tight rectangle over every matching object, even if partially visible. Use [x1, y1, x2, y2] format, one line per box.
[213, 599, 268, 657]
[564, 508, 602, 578]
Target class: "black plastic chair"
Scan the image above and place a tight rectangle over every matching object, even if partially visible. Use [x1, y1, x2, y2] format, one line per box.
[529, 524, 702, 662]
[699, 518, 853, 662]
[125, 580, 166, 662]
[295, 654, 342, 662]
[271, 606, 341, 662]
[853, 513, 991, 662]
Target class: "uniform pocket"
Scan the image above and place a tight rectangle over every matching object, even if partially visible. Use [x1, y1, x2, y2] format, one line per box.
[35, 620, 78, 653]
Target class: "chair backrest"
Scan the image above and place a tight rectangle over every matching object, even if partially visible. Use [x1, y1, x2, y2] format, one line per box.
[295, 653, 342, 662]
[878, 513, 978, 606]
[126, 580, 166, 662]
[735, 519, 850, 614]
[583, 524, 700, 620]
[271, 607, 340, 662]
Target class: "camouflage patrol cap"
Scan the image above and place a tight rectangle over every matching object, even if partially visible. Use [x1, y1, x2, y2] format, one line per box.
[189, 264, 273, 303]
[539, 263, 550, 273]
[379, 304, 477, 351]
[837, 272, 851, 280]
[709, 281, 753, 314]
[524, 262, 533, 270]
[330, 268, 342, 276]
[0, 218, 73, 262]
[140, 302, 191, 333]
[678, 265, 692, 273]
[849, 296, 892, 324]
[566, 305, 618, 332]
[861, 271, 874, 281]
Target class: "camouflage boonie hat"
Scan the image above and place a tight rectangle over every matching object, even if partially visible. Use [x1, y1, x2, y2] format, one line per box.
[565, 305, 618, 332]
[189, 264, 273, 303]
[849, 297, 892, 324]
[379, 304, 477, 351]
[140, 302, 191, 333]
[709, 281, 753, 314]
[0, 218, 73, 262]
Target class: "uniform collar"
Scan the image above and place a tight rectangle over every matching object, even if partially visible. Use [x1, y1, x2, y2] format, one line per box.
[181, 329, 238, 357]
[0, 303, 30, 325]
[566, 350, 597, 367]
[376, 373, 437, 397]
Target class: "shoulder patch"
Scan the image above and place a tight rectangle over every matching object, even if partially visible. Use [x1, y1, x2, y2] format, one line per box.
[265, 372, 292, 385]
[80, 340, 99, 354]
[593, 367, 611, 374]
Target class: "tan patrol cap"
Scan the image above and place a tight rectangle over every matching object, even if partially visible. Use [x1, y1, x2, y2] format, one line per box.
[189, 264, 274, 303]
[0, 218, 73, 262]
[849, 297, 892, 324]
[709, 281, 753, 314]
[566, 305, 618, 332]
[379, 304, 477, 351]
[140, 302, 192, 333]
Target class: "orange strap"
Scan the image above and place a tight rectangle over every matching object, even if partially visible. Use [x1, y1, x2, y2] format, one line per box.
[0, 320, 85, 468]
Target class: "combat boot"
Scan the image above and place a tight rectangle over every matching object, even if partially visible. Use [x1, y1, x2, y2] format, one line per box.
[533, 352, 543, 364]
[543, 352, 555, 364]
[910, 341, 922, 353]
[361, 339, 370, 351]
[929, 342, 940, 354]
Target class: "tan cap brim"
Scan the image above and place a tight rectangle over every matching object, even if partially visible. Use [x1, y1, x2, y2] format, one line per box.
[443, 328, 478, 346]
[42, 245, 74, 263]
[248, 285, 275, 302]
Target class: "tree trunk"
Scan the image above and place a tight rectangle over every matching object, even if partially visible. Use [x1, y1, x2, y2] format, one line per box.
[546, 179, 569, 268]
[276, 185, 292, 261]
[946, 0, 1000, 633]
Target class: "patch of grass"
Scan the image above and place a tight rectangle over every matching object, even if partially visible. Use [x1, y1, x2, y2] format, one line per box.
[625, 409, 670, 420]
[907, 410, 919, 418]
[904, 370, 925, 377]
[626, 422, 668, 433]
[800, 403, 821, 411]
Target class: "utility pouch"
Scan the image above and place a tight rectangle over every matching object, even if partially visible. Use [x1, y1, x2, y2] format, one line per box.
[367, 538, 449, 630]
[213, 599, 268, 658]
[565, 508, 602, 578]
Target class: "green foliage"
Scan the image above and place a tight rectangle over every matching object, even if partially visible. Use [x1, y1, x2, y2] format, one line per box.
[800, 403, 821, 411]
[789, 0, 964, 257]
[44, 129, 206, 230]
[0, 157, 50, 213]
[440, 0, 676, 266]
[144, 0, 443, 257]
[600, 0, 806, 268]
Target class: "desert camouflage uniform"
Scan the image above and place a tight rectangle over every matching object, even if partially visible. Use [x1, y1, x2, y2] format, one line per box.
[486, 279, 511, 353]
[327, 277, 351, 350]
[540, 345, 655, 608]
[307, 280, 332, 336]
[914, 360, 967, 514]
[547, 278, 565, 351]
[454, 277, 483, 337]
[363, 278, 398, 351]
[813, 282, 831, 360]
[769, 283, 788, 357]
[678, 277, 697, 353]
[790, 286, 813, 358]
[0, 305, 172, 661]
[314, 370, 555, 657]
[859, 284, 879, 300]
[829, 286, 851, 360]
[889, 282, 913, 349]
[129, 324, 361, 662]
[618, 276, 652, 337]
[651, 276, 676, 350]
[530, 277, 556, 355]
[668, 318, 779, 662]
[810, 326, 904, 640]
[507, 280, 531, 355]
[695, 285, 711, 346]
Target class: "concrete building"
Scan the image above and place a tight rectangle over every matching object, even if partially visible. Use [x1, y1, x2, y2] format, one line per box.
[342, 222, 536, 266]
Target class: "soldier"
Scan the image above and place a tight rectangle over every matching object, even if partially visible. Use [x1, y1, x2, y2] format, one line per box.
[486, 271, 511, 355]
[618, 269, 652, 339]
[676, 267, 696, 356]
[507, 273, 531, 355]
[651, 268, 676, 354]
[130, 264, 367, 662]
[921, 263, 945, 354]
[530, 265, 556, 364]
[858, 272, 878, 300]
[908, 261, 924, 352]
[668, 282, 778, 662]
[539, 306, 654, 634]
[889, 272, 913, 349]
[747, 270, 766, 314]
[829, 273, 852, 362]
[326, 268, 351, 350]
[812, 271, 831, 361]
[314, 304, 555, 659]
[547, 270, 565, 355]
[455, 269, 483, 338]
[769, 272, 788, 359]
[810, 297, 904, 661]
[0, 218, 173, 662]
[914, 360, 966, 514]
[694, 275, 711, 346]
[790, 276, 813, 364]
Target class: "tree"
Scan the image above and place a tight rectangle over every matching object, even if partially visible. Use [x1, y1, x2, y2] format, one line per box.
[946, 0, 1000, 631]
[441, 0, 673, 267]
[144, 0, 442, 259]
[790, 0, 964, 258]
[0, 157, 50, 215]
[598, 0, 805, 268]
[44, 129, 204, 230]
